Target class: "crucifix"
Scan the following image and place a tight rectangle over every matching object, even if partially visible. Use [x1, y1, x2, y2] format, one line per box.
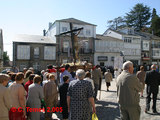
[59, 23, 83, 64]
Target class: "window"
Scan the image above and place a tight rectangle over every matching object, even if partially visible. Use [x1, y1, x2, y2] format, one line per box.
[111, 56, 114, 61]
[44, 46, 56, 60]
[83, 41, 89, 53]
[124, 37, 132, 43]
[98, 56, 108, 61]
[86, 29, 91, 36]
[17, 45, 30, 60]
[62, 27, 67, 32]
[79, 30, 83, 35]
[63, 41, 69, 52]
[34, 47, 39, 58]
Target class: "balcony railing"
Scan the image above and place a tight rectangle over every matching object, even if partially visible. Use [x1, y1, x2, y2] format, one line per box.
[62, 48, 93, 54]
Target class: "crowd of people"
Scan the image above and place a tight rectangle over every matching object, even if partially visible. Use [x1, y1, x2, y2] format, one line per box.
[0, 62, 160, 120]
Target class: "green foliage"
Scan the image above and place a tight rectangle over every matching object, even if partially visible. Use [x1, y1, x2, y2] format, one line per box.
[150, 8, 160, 36]
[125, 3, 151, 31]
[107, 16, 126, 30]
[3, 51, 10, 66]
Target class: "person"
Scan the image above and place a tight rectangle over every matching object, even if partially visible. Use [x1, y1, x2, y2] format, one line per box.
[9, 72, 26, 120]
[136, 66, 146, 97]
[47, 64, 57, 79]
[91, 65, 102, 101]
[60, 64, 73, 84]
[43, 74, 58, 119]
[0, 74, 12, 120]
[24, 74, 35, 98]
[23, 68, 27, 75]
[7, 73, 16, 87]
[145, 64, 160, 113]
[67, 69, 96, 120]
[114, 68, 119, 82]
[84, 71, 95, 90]
[104, 69, 113, 91]
[26, 75, 44, 120]
[59, 76, 69, 120]
[24, 70, 32, 85]
[116, 61, 143, 120]
[42, 73, 50, 86]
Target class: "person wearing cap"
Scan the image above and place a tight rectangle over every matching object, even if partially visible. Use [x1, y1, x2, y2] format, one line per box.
[145, 64, 160, 113]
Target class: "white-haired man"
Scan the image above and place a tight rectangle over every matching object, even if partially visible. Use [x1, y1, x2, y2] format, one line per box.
[116, 61, 143, 120]
[145, 64, 160, 113]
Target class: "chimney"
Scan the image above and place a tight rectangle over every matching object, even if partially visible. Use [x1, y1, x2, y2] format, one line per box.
[43, 29, 46, 36]
[49, 22, 52, 29]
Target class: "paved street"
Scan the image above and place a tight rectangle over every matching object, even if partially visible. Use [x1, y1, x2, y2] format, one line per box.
[53, 79, 160, 120]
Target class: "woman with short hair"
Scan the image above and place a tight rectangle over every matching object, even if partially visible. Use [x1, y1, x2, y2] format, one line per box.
[104, 69, 113, 91]
[0, 74, 12, 120]
[26, 75, 44, 120]
[9, 72, 26, 120]
[67, 69, 96, 120]
[44, 74, 58, 119]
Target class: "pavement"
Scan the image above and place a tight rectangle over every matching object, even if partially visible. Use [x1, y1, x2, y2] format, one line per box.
[52, 79, 160, 120]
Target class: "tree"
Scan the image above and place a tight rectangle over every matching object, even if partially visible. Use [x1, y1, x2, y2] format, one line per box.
[107, 16, 126, 30]
[125, 3, 151, 31]
[150, 8, 160, 36]
[3, 51, 10, 66]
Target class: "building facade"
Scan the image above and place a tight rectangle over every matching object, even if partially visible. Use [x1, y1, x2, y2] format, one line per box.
[103, 28, 141, 66]
[45, 18, 96, 64]
[94, 35, 123, 67]
[0, 29, 3, 71]
[13, 35, 56, 71]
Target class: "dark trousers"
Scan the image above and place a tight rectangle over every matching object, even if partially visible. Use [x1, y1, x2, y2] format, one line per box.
[94, 83, 99, 100]
[146, 92, 157, 110]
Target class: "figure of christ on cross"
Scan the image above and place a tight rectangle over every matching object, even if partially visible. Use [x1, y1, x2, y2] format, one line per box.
[59, 23, 83, 64]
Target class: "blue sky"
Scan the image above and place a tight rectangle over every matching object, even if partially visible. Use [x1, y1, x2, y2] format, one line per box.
[0, 0, 160, 60]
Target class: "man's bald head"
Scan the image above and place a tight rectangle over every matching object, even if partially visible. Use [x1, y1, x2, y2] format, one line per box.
[151, 64, 156, 70]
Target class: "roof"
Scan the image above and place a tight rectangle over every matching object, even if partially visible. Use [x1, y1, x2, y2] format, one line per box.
[104, 28, 140, 37]
[56, 18, 97, 26]
[13, 34, 56, 44]
[96, 34, 123, 41]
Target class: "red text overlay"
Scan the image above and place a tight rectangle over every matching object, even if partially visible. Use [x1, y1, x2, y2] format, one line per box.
[10, 107, 63, 113]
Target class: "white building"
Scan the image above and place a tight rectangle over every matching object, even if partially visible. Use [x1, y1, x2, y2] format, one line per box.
[45, 18, 96, 64]
[94, 35, 124, 67]
[103, 28, 141, 66]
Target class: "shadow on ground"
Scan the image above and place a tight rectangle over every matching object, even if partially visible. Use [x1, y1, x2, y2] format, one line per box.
[95, 100, 120, 120]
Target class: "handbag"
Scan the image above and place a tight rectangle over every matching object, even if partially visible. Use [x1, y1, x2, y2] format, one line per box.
[92, 113, 98, 120]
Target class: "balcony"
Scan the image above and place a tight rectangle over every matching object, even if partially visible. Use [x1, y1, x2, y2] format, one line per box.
[62, 48, 93, 54]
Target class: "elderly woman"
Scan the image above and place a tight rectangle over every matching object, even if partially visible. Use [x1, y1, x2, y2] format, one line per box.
[104, 69, 113, 91]
[136, 66, 146, 97]
[67, 69, 96, 120]
[43, 74, 58, 119]
[26, 75, 44, 120]
[0, 74, 12, 120]
[9, 72, 26, 120]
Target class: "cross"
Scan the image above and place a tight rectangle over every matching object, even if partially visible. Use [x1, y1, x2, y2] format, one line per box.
[59, 23, 83, 64]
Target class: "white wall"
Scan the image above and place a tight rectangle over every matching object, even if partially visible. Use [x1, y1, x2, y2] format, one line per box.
[53, 22, 96, 38]
[94, 52, 120, 66]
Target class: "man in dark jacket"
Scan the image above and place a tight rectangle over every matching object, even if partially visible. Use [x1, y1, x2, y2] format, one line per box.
[145, 64, 160, 113]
